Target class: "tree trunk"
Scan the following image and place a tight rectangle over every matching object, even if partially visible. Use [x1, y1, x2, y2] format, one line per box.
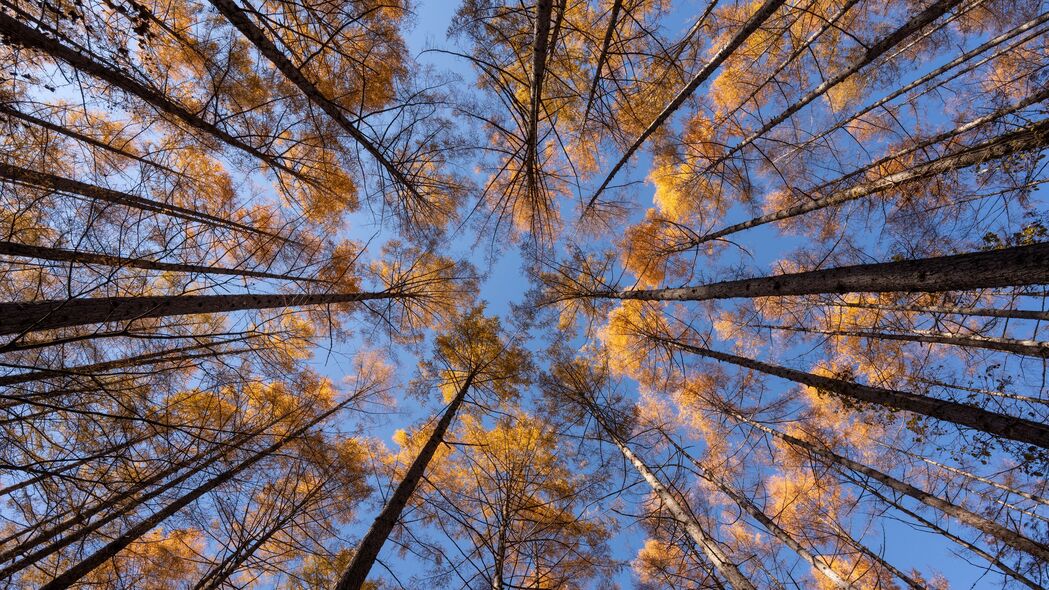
[694, 115, 1049, 245]
[663, 433, 852, 589]
[583, 404, 756, 590]
[193, 479, 328, 590]
[666, 339, 1049, 449]
[579, 0, 624, 124]
[824, 300, 1049, 322]
[0, 290, 401, 336]
[36, 394, 356, 589]
[0, 11, 312, 186]
[877, 442, 1049, 508]
[821, 517, 926, 590]
[906, 375, 1049, 406]
[0, 435, 147, 499]
[0, 429, 253, 576]
[0, 337, 255, 387]
[840, 469, 1044, 590]
[204, 0, 418, 202]
[0, 103, 183, 176]
[593, 242, 1049, 301]
[700, 0, 964, 176]
[779, 12, 1049, 163]
[0, 163, 289, 241]
[0, 241, 317, 283]
[583, 0, 786, 213]
[736, 415, 1049, 562]
[753, 323, 1049, 358]
[523, 0, 554, 197]
[335, 372, 476, 590]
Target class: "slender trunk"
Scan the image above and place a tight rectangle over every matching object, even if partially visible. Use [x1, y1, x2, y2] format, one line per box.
[821, 518, 926, 590]
[0, 429, 254, 576]
[693, 115, 1049, 245]
[580, 0, 623, 124]
[0, 435, 148, 498]
[0, 337, 255, 387]
[335, 372, 476, 590]
[698, 0, 965, 177]
[906, 375, 1049, 406]
[663, 433, 852, 589]
[523, 0, 554, 197]
[0, 290, 401, 336]
[840, 470, 1044, 590]
[710, 0, 862, 134]
[0, 103, 183, 176]
[204, 0, 419, 202]
[824, 300, 1049, 322]
[735, 415, 1049, 562]
[583, 0, 786, 213]
[666, 339, 1049, 449]
[778, 12, 1049, 163]
[37, 395, 355, 589]
[0, 241, 317, 283]
[591, 242, 1049, 301]
[877, 442, 1049, 507]
[193, 479, 328, 590]
[752, 323, 1049, 358]
[0, 400, 295, 561]
[0, 163, 289, 241]
[582, 402, 756, 590]
[0, 11, 313, 186]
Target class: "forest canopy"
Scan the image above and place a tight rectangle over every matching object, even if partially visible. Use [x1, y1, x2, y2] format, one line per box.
[1, 0, 1049, 587]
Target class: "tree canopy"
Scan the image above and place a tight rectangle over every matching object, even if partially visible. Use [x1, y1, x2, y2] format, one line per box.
[2, 0, 1049, 587]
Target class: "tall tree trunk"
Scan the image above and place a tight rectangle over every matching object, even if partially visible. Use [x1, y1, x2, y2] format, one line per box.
[821, 518, 925, 590]
[590, 242, 1049, 301]
[37, 394, 356, 589]
[0, 241, 316, 283]
[780, 12, 1049, 162]
[0, 427, 257, 576]
[193, 477, 328, 590]
[839, 469, 1044, 590]
[0, 399, 300, 564]
[0, 290, 401, 336]
[203, 0, 421, 203]
[876, 442, 1049, 507]
[698, 0, 965, 177]
[751, 323, 1049, 358]
[664, 339, 1049, 449]
[523, 0, 554, 198]
[692, 115, 1049, 246]
[662, 432, 852, 589]
[733, 414, 1049, 562]
[0, 337, 255, 387]
[335, 372, 476, 590]
[582, 402, 756, 590]
[0, 103, 183, 176]
[822, 300, 1049, 322]
[906, 375, 1049, 406]
[583, 0, 786, 213]
[0, 11, 314, 186]
[579, 0, 624, 124]
[0, 163, 290, 241]
[0, 435, 148, 499]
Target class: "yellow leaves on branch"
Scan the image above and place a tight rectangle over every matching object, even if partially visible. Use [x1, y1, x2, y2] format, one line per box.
[68, 527, 204, 590]
[601, 301, 674, 386]
[633, 538, 692, 586]
[374, 241, 476, 340]
[433, 305, 530, 402]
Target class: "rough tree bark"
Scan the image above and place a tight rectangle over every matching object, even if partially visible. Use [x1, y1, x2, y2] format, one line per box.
[335, 372, 476, 590]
